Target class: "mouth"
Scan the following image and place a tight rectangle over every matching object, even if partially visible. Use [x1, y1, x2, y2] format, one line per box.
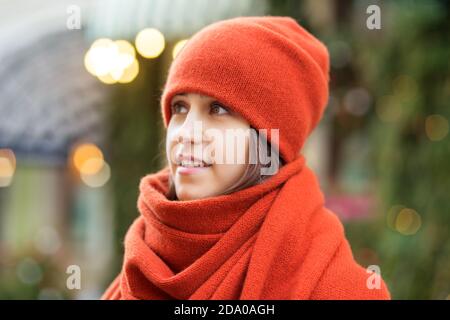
[175, 154, 213, 175]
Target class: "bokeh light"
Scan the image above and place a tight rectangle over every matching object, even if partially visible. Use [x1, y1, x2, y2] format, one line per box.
[387, 205, 406, 230]
[395, 208, 422, 236]
[81, 161, 111, 188]
[115, 40, 136, 62]
[70, 143, 110, 187]
[97, 73, 117, 84]
[84, 39, 138, 84]
[71, 143, 104, 175]
[117, 59, 139, 83]
[0, 148, 16, 187]
[172, 39, 189, 59]
[425, 114, 449, 141]
[343, 87, 372, 116]
[135, 28, 165, 59]
[84, 38, 118, 77]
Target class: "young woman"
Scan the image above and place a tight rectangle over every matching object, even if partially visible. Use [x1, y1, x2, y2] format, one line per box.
[102, 16, 391, 300]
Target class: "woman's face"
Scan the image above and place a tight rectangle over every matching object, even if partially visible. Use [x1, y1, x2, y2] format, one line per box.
[166, 92, 250, 201]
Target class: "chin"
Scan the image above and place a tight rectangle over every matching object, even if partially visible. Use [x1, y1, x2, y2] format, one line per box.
[175, 183, 219, 201]
[175, 187, 203, 201]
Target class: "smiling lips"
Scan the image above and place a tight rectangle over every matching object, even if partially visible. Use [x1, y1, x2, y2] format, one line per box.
[176, 154, 212, 175]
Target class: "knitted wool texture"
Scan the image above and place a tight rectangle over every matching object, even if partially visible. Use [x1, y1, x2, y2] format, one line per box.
[102, 16, 391, 300]
[160, 16, 330, 162]
[102, 155, 391, 299]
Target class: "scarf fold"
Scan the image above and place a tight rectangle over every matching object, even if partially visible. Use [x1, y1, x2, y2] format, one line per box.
[102, 155, 390, 300]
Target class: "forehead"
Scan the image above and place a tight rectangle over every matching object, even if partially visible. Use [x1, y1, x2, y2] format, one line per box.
[173, 92, 211, 99]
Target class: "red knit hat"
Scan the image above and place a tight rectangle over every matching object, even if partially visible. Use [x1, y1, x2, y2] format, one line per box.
[160, 16, 330, 163]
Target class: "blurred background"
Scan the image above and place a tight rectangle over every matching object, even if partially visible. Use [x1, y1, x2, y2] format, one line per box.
[0, 0, 449, 299]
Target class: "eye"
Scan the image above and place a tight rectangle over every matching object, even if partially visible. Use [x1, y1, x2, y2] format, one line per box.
[210, 102, 229, 115]
[171, 101, 188, 115]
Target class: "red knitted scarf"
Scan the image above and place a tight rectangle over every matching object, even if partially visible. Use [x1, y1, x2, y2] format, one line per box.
[102, 155, 390, 299]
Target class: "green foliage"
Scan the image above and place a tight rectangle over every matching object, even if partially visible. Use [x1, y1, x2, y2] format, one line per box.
[105, 56, 165, 284]
[350, 1, 450, 299]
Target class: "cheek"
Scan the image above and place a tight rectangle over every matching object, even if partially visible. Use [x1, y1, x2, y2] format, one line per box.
[212, 163, 248, 190]
[209, 131, 250, 191]
[165, 126, 179, 168]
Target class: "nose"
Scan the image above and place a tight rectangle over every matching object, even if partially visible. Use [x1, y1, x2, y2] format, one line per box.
[175, 109, 207, 145]
[170, 107, 216, 165]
